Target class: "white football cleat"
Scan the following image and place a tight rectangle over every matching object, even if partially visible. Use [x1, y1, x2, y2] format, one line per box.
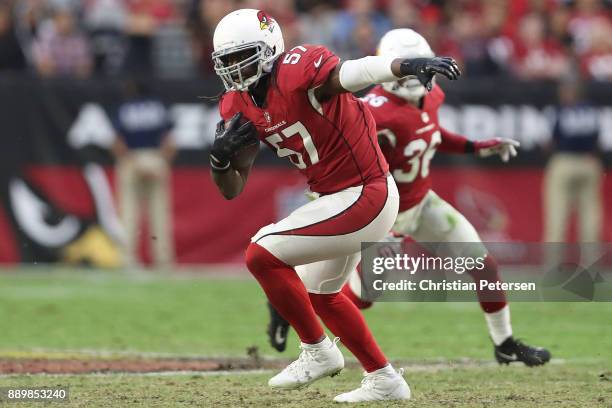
[333, 365, 411, 403]
[268, 336, 344, 390]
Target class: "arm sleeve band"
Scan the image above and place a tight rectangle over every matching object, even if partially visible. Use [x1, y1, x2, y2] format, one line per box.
[338, 56, 399, 92]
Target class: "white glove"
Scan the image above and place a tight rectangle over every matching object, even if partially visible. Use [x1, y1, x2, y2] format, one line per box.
[474, 138, 520, 162]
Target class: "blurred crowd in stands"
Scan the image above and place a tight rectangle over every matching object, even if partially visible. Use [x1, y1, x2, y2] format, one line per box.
[1, 0, 612, 81]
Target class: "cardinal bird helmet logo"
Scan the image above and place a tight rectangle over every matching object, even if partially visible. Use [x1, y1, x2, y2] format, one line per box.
[257, 10, 275, 32]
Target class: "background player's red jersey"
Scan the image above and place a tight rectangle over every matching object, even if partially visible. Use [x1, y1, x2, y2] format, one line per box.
[362, 85, 468, 211]
[219, 45, 388, 194]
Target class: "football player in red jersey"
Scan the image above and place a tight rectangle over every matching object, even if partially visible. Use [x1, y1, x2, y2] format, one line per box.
[209, 10, 460, 403]
[267, 28, 551, 368]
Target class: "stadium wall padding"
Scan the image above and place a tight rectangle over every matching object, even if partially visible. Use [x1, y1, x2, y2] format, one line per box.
[0, 76, 610, 265]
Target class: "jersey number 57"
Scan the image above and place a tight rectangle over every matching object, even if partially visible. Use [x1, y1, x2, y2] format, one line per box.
[265, 121, 320, 169]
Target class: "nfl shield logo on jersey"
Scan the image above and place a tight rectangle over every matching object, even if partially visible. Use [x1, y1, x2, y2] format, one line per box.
[264, 111, 272, 123]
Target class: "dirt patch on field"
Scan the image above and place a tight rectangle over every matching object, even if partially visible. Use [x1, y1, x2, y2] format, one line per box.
[0, 347, 289, 375]
[0, 347, 491, 375]
[2, 358, 248, 374]
[0, 357, 285, 375]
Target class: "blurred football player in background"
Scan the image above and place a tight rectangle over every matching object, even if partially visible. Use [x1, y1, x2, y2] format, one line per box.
[268, 28, 550, 368]
[112, 79, 176, 269]
[209, 9, 459, 403]
[544, 78, 603, 265]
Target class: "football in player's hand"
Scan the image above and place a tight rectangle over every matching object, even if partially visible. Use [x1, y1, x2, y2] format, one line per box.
[230, 141, 260, 169]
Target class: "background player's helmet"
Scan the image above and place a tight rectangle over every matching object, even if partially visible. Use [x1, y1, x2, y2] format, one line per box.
[212, 9, 285, 91]
[378, 28, 435, 102]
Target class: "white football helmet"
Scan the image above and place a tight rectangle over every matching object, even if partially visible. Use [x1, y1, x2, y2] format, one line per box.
[212, 9, 285, 91]
[377, 28, 435, 101]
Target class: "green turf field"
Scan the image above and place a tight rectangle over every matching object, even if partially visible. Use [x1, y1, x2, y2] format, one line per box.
[0, 269, 611, 407]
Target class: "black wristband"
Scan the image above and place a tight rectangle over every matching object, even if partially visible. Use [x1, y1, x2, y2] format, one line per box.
[210, 154, 231, 173]
[398, 58, 426, 77]
[464, 140, 475, 154]
[210, 163, 231, 174]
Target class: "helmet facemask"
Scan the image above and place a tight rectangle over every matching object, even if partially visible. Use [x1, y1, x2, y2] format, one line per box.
[382, 76, 432, 102]
[212, 41, 276, 91]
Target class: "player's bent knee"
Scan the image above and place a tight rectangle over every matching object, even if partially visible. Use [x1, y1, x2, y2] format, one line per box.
[245, 243, 268, 273]
[245, 242, 288, 276]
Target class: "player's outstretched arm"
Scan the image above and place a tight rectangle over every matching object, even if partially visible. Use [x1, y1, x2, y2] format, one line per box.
[438, 127, 472, 154]
[315, 56, 461, 101]
[439, 127, 520, 162]
[210, 113, 259, 200]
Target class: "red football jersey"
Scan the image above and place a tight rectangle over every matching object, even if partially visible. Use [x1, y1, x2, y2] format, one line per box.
[362, 85, 446, 211]
[219, 45, 388, 194]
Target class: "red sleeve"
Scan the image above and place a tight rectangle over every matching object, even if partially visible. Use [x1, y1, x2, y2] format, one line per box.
[376, 130, 396, 164]
[277, 44, 340, 91]
[438, 127, 470, 154]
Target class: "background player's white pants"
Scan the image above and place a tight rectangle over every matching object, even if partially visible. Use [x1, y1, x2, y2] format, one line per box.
[252, 175, 399, 294]
[349, 189, 487, 296]
[394, 190, 485, 255]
